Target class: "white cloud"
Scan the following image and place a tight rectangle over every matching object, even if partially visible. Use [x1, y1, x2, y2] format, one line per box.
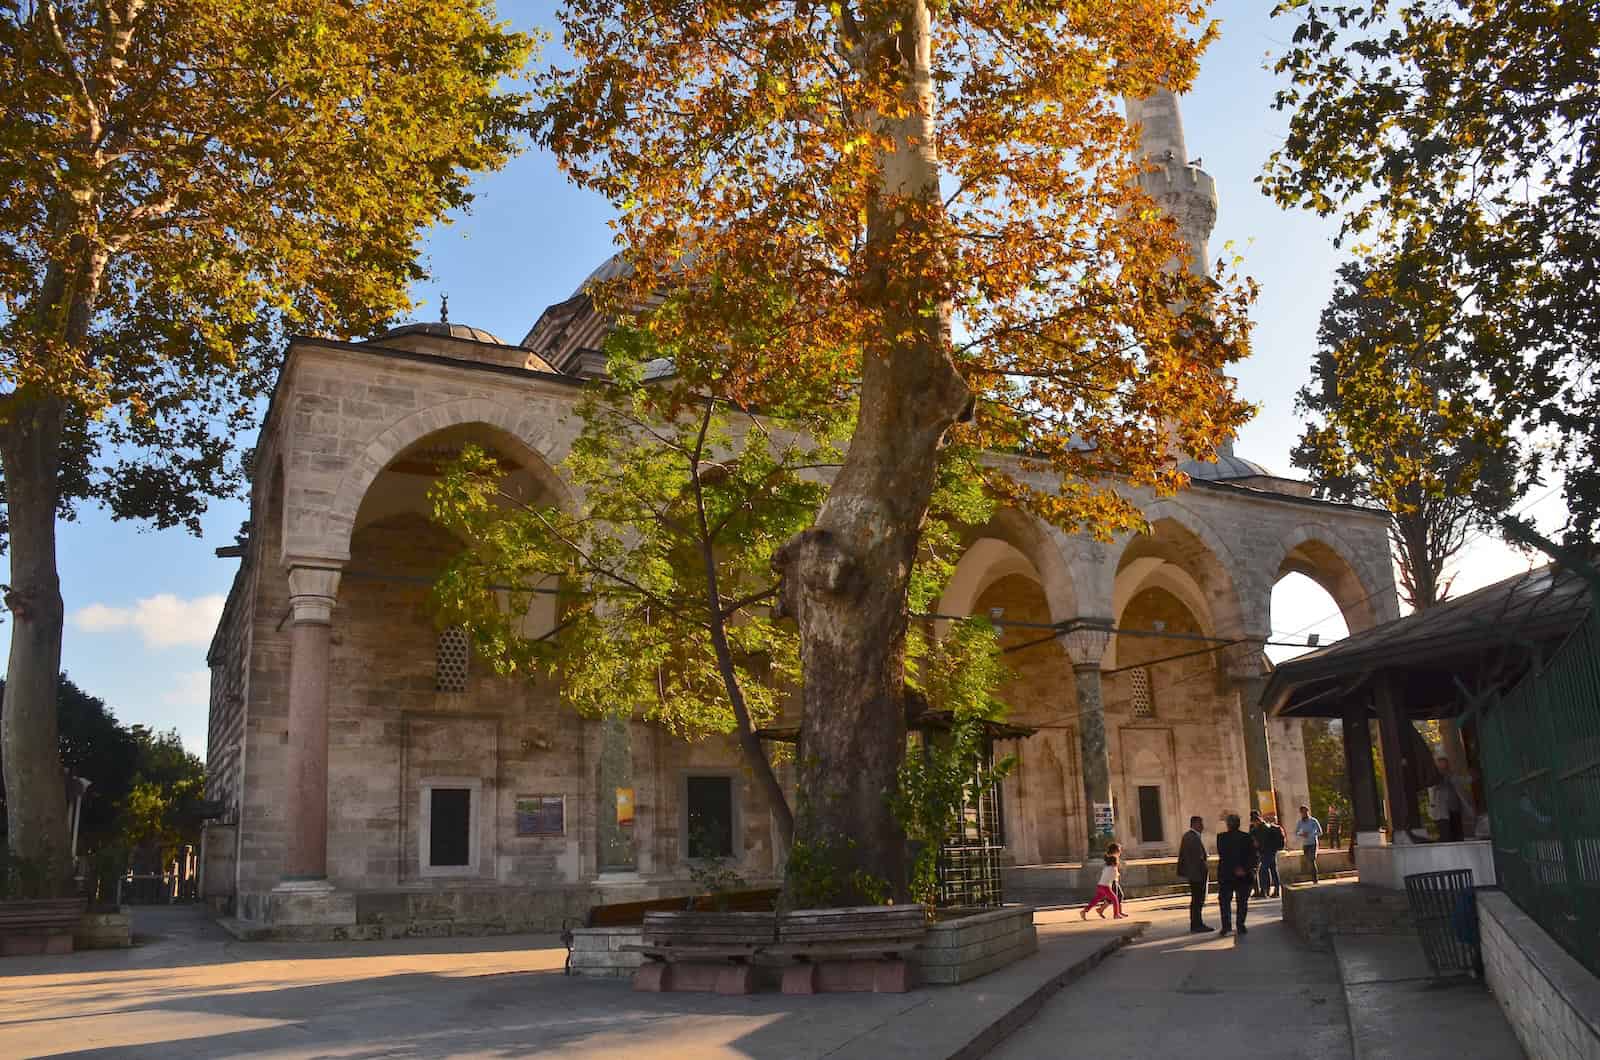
[163, 670, 212, 708]
[72, 593, 226, 649]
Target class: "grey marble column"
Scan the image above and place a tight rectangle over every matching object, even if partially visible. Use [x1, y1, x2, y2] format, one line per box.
[1233, 671, 1274, 814]
[596, 712, 637, 872]
[1065, 621, 1115, 855]
[1074, 663, 1115, 855]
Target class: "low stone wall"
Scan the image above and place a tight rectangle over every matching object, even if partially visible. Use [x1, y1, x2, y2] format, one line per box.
[74, 909, 132, 949]
[567, 906, 1039, 986]
[1478, 889, 1600, 1060]
[1282, 878, 1415, 951]
[918, 905, 1037, 985]
[569, 926, 645, 978]
[234, 879, 779, 941]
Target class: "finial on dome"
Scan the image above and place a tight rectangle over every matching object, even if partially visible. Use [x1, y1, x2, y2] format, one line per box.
[440, 293, 450, 324]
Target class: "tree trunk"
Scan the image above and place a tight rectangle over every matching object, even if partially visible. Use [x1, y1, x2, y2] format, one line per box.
[2, 241, 103, 891]
[0, 395, 71, 890]
[775, 0, 970, 905]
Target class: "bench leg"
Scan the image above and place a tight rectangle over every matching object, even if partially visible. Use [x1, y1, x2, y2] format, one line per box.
[714, 964, 756, 995]
[782, 962, 820, 995]
[632, 962, 670, 992]
[873, 959, 912, 993]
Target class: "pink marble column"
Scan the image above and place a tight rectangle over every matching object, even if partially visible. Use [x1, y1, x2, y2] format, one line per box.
[280, 566, 340, 885]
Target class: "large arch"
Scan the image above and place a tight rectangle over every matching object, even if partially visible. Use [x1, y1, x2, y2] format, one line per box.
[1105, 507, 1246, 669]
[1266, 522, 1394, 635]
[293, 397, 575, 564]
[935, 508, 1079, 630]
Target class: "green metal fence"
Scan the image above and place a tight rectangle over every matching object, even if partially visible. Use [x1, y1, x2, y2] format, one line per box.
[1477, 607, 1600, 978]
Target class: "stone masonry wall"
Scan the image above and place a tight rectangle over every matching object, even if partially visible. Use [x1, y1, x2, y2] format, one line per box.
[1479, 889, 1600, 1060]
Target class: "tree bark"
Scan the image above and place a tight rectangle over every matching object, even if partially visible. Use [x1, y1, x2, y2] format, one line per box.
[775, 0, 970, 904]
[0, 395, 72, 889]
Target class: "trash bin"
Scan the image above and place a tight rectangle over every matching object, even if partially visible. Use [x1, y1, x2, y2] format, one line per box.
[1403, 868, 1482, 977]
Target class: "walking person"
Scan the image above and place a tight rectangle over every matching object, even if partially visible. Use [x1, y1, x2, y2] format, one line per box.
[1107, 842, 1127, 909]
[1178, 815, 1213, 933]
[1080, 850, 1129, 920]
[1295, 804, 1323, 884]
[1216, 813, 1257, 936]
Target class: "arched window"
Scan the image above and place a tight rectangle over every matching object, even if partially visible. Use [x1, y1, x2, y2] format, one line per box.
[435, 626, 470, 693]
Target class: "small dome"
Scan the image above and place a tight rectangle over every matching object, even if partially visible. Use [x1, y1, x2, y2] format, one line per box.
[1180, 453, 1272, 481]
[376, 321, 507, 345]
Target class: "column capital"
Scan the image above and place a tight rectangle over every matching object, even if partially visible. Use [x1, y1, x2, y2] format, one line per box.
[287, 562, 342, 626]
[1062, 618, 1114, 669]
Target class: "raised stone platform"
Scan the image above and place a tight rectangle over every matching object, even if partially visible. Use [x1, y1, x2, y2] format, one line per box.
[1479, 889, 1600, 1060]
[1354, 838, 1496, 891]
[1282, 877, 1415, 951]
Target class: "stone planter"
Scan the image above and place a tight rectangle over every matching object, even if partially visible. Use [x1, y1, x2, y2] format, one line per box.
[0, 897, 87, 957]
[569, 905, 1041, 986]
[914, 905, 1038, 985]
[75, 908, 133, 949]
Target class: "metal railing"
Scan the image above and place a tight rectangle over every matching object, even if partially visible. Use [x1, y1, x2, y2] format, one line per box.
[1477, 607, 1600, 978]
[936, 843, 1004, 908]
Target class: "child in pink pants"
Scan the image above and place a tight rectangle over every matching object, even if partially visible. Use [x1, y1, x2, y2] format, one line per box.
[1081, 851, 1129, 919]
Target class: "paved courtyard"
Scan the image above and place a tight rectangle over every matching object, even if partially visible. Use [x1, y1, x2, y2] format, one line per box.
[0, 896, 1521, 1058]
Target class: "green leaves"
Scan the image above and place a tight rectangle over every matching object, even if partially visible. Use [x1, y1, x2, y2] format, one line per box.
[1266, 0, 1600, 537]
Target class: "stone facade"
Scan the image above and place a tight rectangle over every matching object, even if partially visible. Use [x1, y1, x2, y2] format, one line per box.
[205, 88, 1397, 934]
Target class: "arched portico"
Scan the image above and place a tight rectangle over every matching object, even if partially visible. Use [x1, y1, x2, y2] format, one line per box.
[274, 409, 573, 894]
[1267, 523, 1395, 635]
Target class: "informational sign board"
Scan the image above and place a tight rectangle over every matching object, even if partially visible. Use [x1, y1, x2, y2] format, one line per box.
[1257, 790, 1278, 818]
[1092, 801, 1115, 837]
[616, 786, 635, 827]
[515, 795, 565, 836]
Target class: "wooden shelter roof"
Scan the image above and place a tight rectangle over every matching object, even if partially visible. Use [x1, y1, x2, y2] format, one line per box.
[1263, 561, 1593, 720]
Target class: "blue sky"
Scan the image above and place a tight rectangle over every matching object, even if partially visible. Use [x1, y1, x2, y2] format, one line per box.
[7, 0, 1564, 755]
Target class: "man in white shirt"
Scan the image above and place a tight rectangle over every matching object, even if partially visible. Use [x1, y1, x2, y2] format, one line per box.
[1295, 804, 1323, 884]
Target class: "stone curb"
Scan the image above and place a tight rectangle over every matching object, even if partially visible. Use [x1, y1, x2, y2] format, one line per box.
[948, 921, 1148, 1060]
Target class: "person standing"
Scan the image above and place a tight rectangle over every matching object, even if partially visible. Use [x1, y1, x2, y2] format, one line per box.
[1295, 804, 1323, 884]
[1248, 810, 1274, 898]
[1216, 813, 1258, 935]
[1265, 816, 1286, 897]
[1178, 815, 1213, 934]
[1429, 756, 1470, 842]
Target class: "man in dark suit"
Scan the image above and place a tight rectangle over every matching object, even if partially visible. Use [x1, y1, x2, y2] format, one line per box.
[1177, 815, 1212, 933]
[1216, 813, 1259, 936]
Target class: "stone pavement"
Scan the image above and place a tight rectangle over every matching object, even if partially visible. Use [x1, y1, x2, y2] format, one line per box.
[1335, 934, 1525, 1060]
[0, 904, 1139, 1058]
[993, 893, 1353, 1059]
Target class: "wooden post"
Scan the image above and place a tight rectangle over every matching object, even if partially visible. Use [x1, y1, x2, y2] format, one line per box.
[1373, 674, 1418, 836]
[1341, 702, 1381, 836]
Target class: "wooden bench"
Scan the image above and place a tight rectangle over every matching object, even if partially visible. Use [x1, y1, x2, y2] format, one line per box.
[623, 910, 778, 994]
[560, 889, 779, 974]
[0, 898, 86, 957]
[769, 905, 928, 993]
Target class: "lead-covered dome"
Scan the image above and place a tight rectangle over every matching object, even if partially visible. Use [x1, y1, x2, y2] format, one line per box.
[375, 321, 507, 345]
[1179, 452, 1272, 481]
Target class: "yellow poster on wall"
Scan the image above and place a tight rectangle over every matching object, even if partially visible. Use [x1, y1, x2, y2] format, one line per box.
[1257, 790, 1278, 818]
[615, 787, 635, 827]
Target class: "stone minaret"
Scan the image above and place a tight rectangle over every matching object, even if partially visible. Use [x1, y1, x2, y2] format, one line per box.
[1126, 87, 1233, 460]
[1125, 89, 1218, 279]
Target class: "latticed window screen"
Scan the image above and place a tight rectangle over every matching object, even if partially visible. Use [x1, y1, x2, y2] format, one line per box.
[1130, 667, 1154, 718]
[435, 626, 470, 693]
